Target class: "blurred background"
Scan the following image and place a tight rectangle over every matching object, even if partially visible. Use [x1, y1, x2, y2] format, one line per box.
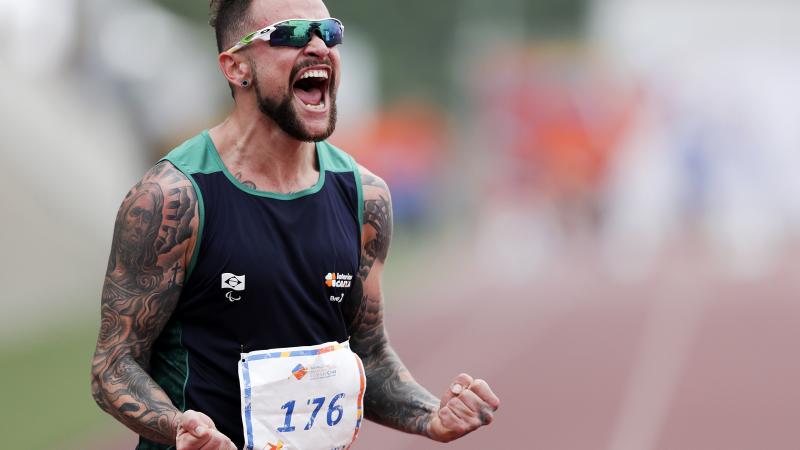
[2, 0, 800, 448]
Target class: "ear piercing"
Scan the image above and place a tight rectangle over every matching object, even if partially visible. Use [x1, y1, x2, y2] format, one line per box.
[241, 80, 250, 88]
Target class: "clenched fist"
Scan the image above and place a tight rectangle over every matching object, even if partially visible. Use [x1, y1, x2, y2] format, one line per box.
[427, 373, 500, 442]
[176, 410, 237, 450]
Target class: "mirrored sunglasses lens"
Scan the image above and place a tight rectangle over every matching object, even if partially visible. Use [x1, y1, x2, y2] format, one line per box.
[318, 19, 343, 46]
[270, 19, 343, 47]
[271, 22, 313, 47]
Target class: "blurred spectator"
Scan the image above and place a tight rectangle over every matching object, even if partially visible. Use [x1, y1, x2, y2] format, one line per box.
[472, 44, 637, 237]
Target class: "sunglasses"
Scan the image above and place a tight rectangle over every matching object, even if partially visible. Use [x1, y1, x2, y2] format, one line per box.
[225, 18, 344, 54]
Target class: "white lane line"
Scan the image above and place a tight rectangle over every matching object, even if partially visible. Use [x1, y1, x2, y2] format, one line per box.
[607, 275, 709, 450]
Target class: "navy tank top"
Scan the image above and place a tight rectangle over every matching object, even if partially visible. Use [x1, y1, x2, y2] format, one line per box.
[138, 131, 363, 449]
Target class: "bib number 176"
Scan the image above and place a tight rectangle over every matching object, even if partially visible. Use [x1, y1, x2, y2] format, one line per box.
[277, 393, 346, 433]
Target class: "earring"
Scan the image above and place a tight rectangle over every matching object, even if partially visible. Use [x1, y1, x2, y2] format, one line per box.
[241, 80, 250, 88]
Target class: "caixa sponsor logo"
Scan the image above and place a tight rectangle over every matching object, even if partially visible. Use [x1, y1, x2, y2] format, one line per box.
[324, 272, 352, 288]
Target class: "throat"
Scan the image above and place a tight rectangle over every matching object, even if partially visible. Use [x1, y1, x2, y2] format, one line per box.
[209, 126, 322, 194]
[230, 149, 321, 194]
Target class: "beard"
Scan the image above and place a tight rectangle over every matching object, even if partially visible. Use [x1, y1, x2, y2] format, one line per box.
[253, 65, 338, 142]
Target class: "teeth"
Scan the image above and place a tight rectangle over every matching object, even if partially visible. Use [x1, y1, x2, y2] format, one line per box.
[300, 69, 329, 80]
[304, 102, 326, 110]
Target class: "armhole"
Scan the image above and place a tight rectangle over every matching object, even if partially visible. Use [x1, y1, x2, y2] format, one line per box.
[351, 158, 364, 237]
[160, 159, 205, 282]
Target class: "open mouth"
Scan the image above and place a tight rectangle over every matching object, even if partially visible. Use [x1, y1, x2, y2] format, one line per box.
[292, 67, 330, 111]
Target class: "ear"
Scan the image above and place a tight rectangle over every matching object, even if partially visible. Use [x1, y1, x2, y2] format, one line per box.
[218, 52, 251, 86]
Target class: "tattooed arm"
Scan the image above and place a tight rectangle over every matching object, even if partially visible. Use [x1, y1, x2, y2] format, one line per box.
[345, 167, 500, 442]
[91, 162, 235, 449]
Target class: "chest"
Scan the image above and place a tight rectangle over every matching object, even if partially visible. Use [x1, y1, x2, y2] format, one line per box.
[178, 172, 360, 347]
[199, 184, 359, 285]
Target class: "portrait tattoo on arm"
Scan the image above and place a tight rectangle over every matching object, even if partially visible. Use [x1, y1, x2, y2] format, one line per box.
[91, 162, 197, 444]
[344, 170, 440, 437]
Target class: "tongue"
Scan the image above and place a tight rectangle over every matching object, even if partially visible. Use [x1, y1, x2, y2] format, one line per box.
[294, 86, 323, 106]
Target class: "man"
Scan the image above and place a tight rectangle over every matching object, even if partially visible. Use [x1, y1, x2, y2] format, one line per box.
[91, 0, 500, 449]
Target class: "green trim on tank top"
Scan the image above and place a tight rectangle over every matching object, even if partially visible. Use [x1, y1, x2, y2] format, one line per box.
[157, 147, 206, 282]
[315, 139, 363, 235]
[136, 320, 187, 450]
[165, 132, 222, 175]
[203, 130, 328, 200]
[353, 163, 364, 236]
[183, 174, 204, 281]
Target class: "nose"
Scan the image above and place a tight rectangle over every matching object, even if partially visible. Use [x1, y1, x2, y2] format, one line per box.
[303, 32, 330, 58]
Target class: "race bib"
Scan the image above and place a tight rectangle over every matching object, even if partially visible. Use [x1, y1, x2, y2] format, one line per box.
[238, 341, 366, 450]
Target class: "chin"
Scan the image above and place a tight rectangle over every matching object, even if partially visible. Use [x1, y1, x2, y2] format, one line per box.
[303, 121, 334, 140]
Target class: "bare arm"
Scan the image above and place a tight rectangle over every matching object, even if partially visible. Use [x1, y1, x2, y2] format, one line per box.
[90, 162, 197, 444]
[344, 168, 440, 436]
[344, 167, 500, 442]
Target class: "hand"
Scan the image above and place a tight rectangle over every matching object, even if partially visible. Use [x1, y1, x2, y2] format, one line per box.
[427, 373, 500, 443]
[176, 410, 237, 450]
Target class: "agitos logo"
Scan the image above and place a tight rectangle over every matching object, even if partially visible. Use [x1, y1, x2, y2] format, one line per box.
[324, 272, 352, 288]
[221, 273, 245, 302]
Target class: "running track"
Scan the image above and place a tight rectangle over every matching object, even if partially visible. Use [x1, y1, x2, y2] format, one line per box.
[87, 244, 800, 449]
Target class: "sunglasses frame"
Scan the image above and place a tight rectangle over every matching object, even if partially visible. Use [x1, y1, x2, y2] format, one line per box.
[225, 17, 344, 54]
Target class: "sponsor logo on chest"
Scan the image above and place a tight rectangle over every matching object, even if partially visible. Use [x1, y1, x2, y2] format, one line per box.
[324, 272, 352, 288]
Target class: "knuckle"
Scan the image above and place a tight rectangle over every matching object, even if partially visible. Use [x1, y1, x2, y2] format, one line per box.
[448, 398, 467, 413]
[472, 379, 488, 389]
[464, 389, 482, 404]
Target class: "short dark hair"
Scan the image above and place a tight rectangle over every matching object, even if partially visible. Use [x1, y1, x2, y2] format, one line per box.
[209, 0, 255, 53]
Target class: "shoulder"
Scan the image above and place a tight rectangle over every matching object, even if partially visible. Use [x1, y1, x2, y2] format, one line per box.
[107, 159, 200, 288]
[119, 160, 198, 231]
[357, 164, 392, 243]
[317, 140, 360, 174]
[317, 141, 389, 202]
[134, 161, 193, 196]
[161, 131, 218, 177]
[356, 164, 391, 201]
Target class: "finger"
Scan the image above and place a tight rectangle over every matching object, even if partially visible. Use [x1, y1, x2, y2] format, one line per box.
[468, 379, 500, 411]
[177, 430, 212, 450]
[440, 373, 474, 408]
[446, 396, 485, 429]
[438, 403, 469, 435]
[179, 412, 204, 433]
[454, 389, 495, 425]
[180, 411, 216, 438]
[197, 430, 234, 450]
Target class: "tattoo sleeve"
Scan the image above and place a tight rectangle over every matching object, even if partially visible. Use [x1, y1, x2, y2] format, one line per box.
[91, 162, 197, 444]
[344, 170, 440, 436]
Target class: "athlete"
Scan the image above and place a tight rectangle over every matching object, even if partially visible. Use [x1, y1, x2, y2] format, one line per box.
[91, 0, 499, 449]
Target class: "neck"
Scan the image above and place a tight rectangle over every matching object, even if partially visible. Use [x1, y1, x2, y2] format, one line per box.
[208, 102, 319, 194]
